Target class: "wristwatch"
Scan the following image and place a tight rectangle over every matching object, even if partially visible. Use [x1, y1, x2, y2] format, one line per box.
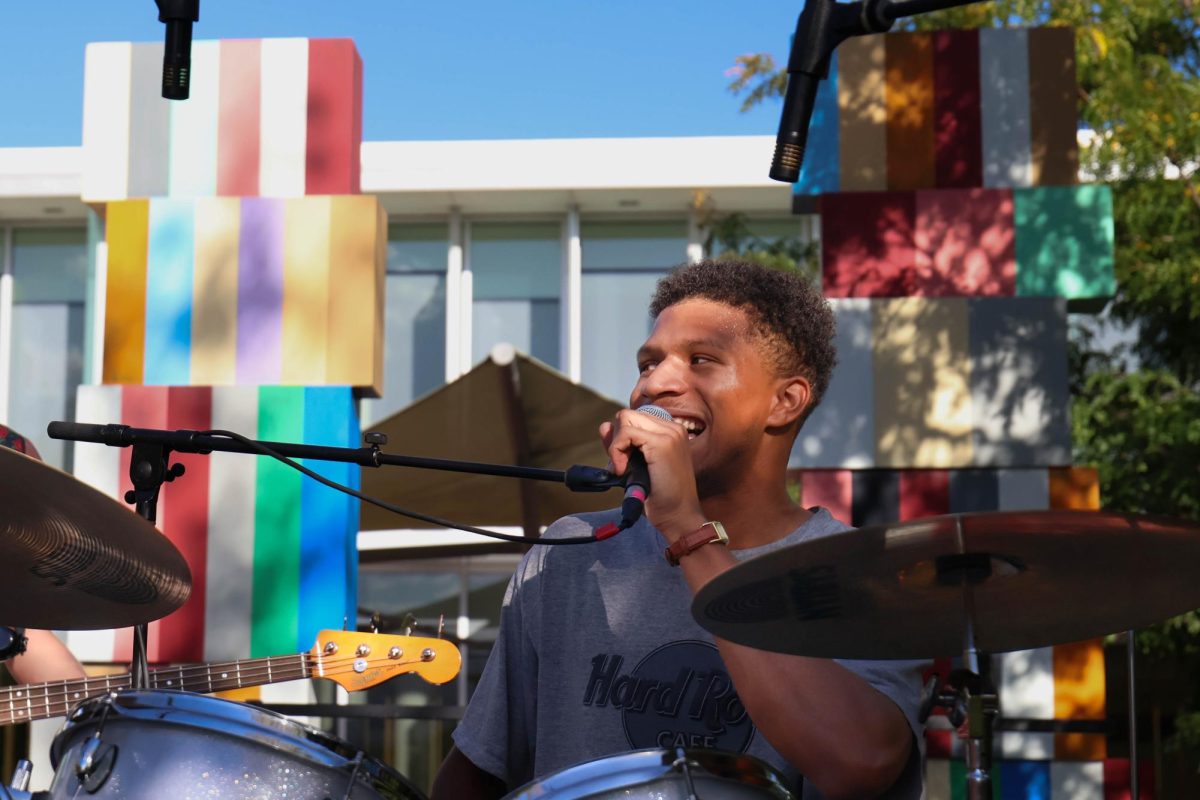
[665, 521, 728, 566]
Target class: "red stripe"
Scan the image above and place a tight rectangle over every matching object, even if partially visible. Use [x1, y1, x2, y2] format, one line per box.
[351, 46, 363, 194]
[914, 188, 1015, 296]
[821, 192, 917, 297]
[799, 470, 853, 524]
[924, 729, 953, 759]
[933, 30, 982, 188]
[306, 39, 361, 194]
[1104, 758, 1156, 800]
[116, 386, 170, 663]
[217, 39, 262, 196]
[899, 470, 949, 520]
[152, 387, 212, 663]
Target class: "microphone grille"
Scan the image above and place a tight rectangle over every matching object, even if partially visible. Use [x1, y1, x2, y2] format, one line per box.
[636, 405, 674, 423]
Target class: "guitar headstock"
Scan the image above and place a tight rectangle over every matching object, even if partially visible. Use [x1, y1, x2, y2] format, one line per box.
[310, 631, 462, 691]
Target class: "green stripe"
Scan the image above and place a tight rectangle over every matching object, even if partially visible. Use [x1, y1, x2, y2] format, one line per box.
[251, 386, 306, 658]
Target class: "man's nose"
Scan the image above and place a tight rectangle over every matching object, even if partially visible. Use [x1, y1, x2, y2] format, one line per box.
[639, 357, 687, 399]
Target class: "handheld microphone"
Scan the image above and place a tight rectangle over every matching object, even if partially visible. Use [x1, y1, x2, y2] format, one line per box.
[156, 0, 200, 100]
[596, 405, 674, 540]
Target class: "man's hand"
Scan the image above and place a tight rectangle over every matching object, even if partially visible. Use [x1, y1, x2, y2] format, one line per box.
[599, 408, 706, 541]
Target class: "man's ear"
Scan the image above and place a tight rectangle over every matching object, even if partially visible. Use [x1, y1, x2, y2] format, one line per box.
[768, 376, 811, 429]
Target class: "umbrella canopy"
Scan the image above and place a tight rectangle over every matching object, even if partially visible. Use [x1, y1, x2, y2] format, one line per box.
[360, 344, 627, 539]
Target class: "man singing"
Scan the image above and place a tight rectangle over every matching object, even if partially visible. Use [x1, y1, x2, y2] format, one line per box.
[432, 260, 923, 799]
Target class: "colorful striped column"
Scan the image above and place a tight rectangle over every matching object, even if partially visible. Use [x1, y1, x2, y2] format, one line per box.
[820, 186, 1112, 301]
[792, 26, 1077, 198]
[67, 384, 359, 663]
[82, 38, 363, 202]
[790, 297, 1071, 470]
[100, 195, 386, 395]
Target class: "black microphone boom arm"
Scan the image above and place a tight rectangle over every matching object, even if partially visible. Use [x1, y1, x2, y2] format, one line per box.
[769, 0, 989, 183]
[47, 421, 621, 493]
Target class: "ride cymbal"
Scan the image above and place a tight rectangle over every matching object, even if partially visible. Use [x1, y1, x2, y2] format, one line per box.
[693, 510, 1200, 659]
[0, 445, 191, 630]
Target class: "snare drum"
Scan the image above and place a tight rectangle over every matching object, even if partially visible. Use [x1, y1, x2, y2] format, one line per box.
[48, 690, 425, 799]
[502, 748, 796, 799]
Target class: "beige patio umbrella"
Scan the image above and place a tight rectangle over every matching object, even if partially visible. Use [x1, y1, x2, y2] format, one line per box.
[359, 344, 626, 540]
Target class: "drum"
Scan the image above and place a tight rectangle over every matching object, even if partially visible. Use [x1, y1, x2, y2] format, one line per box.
[47, 690, 425, 800]
[502, 748, 796, 799]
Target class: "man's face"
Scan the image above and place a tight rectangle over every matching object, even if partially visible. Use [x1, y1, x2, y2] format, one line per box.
[630, 298, 782, 491]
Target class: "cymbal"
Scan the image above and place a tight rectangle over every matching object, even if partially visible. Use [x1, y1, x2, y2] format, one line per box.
[693, 510, 1200, 660]
[0, 445, 191, 630]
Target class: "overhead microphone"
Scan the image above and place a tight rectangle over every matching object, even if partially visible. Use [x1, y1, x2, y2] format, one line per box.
[768, 0, 893, 183]
[596, 405, 675, 540]
[156, 0, 200, 100]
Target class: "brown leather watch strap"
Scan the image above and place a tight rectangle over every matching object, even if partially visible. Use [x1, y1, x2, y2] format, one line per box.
[665, 521, 728, 566]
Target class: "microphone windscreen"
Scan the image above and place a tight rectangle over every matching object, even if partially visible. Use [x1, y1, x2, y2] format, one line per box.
[635, 405, 673, 423]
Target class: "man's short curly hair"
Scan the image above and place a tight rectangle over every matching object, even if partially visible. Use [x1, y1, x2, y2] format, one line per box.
[649, 259, 837, 422]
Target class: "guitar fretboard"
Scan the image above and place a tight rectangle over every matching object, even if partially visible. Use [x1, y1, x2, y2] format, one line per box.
[1, 653, 311, 726]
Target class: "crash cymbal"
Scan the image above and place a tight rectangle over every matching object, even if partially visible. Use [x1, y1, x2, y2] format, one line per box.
[0, 445, 191, 629]
[693, 510, 1200, 660]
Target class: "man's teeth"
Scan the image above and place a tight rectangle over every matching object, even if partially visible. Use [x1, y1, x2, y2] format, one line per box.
[672, 417, 703, 434]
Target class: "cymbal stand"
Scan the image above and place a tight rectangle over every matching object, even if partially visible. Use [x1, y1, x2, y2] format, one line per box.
[922, 546, 1000, 800]
[123, 441, 186, 689]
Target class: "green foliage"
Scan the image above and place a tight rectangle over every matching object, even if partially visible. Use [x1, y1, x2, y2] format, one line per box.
[699, 211, 819, 276]
[1071, 368, 1200, 522]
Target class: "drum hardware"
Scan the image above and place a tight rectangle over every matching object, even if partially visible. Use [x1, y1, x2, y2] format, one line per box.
[502, 748, 796, 799]
[73, 693, 118, 793]
[693, 510, 1200, 800]
[8, 759, 32, 792]
[668, 748, 702, 800]
[341, 752, 366, 800]
[45, 690, 428, 799]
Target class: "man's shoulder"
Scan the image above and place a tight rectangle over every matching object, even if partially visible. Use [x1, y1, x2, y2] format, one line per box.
[539, 508, 622, 540]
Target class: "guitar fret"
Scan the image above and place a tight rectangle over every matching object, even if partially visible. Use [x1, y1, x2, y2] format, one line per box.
[0, 633, 427, 726]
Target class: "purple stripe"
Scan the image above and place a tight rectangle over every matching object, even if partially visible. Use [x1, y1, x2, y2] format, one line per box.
[237, 198, 285, 383]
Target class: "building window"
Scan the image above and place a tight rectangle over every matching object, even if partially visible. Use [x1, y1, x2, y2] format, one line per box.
[361, 223, 448, 427]
[580, 220, 687, 403]
[468, 222, 561, 369]
[8, 227, 88, 470]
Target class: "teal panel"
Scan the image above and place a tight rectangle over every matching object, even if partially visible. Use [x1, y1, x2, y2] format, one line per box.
[1014, 185, 1115, 298]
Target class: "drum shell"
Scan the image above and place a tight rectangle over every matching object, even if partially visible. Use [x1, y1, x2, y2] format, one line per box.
[502, 748, 796, 800]
[48, 689, 424, 800]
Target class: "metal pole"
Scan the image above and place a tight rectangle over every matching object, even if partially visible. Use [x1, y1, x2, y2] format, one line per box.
[1128, 629, 1139, 800]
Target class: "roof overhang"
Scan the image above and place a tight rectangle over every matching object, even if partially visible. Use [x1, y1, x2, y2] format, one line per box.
[0, 135, 792, 222]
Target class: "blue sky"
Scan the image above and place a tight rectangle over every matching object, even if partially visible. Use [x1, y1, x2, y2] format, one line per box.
[0, 1, 799, 147]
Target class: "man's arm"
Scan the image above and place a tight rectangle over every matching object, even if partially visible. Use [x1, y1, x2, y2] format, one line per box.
[431, 745, 508, 800]
[8, 629, 86, 683]
[677, 542, 913, 799]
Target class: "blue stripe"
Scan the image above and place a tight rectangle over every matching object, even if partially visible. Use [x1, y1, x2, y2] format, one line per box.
[343, 396, 360, 622]
[298, 387, 357, 651]
[795, 48, 840, 195]
[999, 760, 1047, 800]
[144, 198, 194, 384]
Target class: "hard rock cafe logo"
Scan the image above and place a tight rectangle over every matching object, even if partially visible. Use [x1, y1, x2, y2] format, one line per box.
[581, 640, 753, 752]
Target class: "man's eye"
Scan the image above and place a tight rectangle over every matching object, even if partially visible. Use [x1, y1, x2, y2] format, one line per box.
[638, 362, 656, 374]
[691, 356, 711, 365]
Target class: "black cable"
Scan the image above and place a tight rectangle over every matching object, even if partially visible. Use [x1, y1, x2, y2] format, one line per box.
[200, 430, 600, 545]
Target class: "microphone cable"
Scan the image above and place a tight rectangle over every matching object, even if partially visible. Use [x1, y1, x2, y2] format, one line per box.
[200, 429, 601, 545]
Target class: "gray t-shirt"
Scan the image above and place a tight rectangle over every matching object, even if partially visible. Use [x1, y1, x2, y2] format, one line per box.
[453, 507, 925, 799]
